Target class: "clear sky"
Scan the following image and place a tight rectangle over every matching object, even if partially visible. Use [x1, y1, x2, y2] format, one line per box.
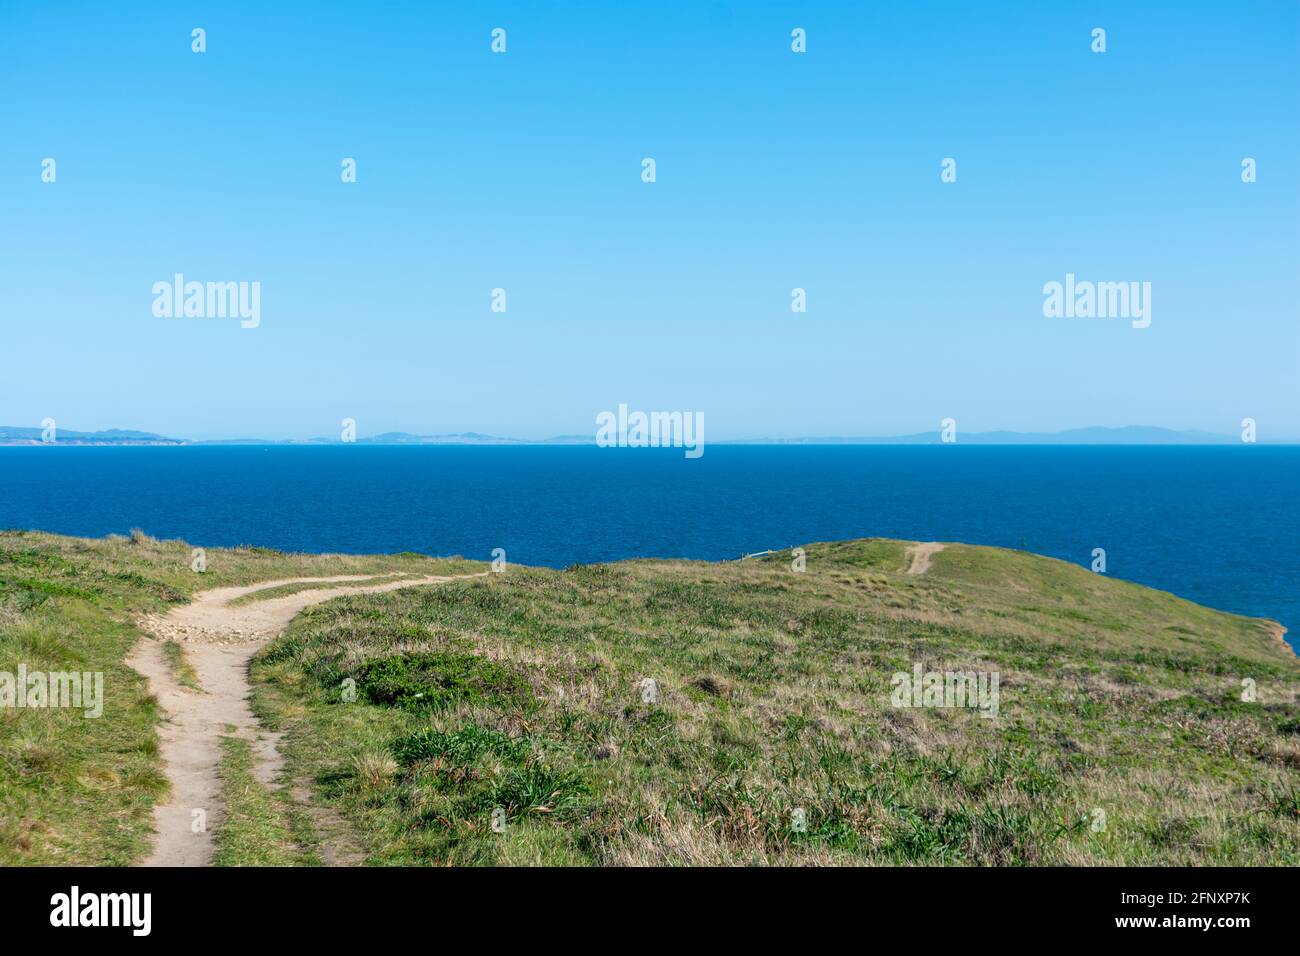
[2, 1, 1296, 440]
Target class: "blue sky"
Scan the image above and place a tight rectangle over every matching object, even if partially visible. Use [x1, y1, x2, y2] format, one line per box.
[2, 1, 1296, 440]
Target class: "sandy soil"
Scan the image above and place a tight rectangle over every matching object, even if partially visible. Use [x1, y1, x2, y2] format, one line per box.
[1261, 620, 1296, 657]
[128, 573, 484, 866]
[905, 542, 946, 575]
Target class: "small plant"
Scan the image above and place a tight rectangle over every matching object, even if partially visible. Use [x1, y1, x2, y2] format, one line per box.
[485, 761, 589, 817]
[393, 723, 530, 767]
[1264, 782, 1299, 820]
[351, 751, 398, 791]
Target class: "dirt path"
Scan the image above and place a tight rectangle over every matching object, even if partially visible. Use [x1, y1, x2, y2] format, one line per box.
[128, 572, 484, 867]
[905, 542, 945, 575]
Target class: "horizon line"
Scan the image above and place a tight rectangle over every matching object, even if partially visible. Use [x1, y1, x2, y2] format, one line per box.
[1, 423, 1295, 447]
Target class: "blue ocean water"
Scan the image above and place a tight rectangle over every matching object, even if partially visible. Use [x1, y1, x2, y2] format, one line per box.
[1, 445, 1296, 650]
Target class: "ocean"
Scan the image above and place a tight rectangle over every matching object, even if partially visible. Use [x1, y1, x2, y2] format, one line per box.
[1, 444, 1296, 650]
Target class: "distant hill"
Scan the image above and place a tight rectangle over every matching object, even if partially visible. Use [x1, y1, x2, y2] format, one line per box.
[361, 432, 527, 444]
[720, 426, 1242, 445]
[0, 426, 185, 445]
[0, 424, 1265, 446]
[346, 432, 594, 445]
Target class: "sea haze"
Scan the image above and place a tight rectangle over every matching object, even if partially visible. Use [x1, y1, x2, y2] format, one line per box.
[1, 445, 1295, 650]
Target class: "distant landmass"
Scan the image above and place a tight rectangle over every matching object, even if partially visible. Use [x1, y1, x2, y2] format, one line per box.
[0, 426, 186, 446]
[0, 425, 1267, 446]
[717, 426, 1243, 445]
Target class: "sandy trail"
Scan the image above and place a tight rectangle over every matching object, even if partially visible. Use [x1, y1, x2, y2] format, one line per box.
[128, 572, 484, 867]
[905, 542, 945, 575]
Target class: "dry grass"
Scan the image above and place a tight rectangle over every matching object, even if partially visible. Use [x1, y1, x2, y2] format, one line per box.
[250, 538, 1299, 866]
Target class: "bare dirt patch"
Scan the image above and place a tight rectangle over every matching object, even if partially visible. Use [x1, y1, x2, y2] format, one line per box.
[904, 542, 946, 575]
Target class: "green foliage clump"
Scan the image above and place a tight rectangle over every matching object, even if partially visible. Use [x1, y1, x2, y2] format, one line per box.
[355, 651, 530, 712]
[393, 723, 530, 767]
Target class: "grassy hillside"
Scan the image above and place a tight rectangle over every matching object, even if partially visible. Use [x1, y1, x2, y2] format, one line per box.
[1, 530, 1295, 866]
[250, 539, 1300, 866]
[0, 529, 477, 865]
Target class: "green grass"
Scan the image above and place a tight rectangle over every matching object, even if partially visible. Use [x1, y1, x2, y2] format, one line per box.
[2, 530, 1297, 866]
[161, 640, 202, 692]
[0, 529, 481, 865]
[251, 539, 1300, 866]
[212, 734, 319, 866]
[0, 602, 166, 865]
[355, 651, 532, 712]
